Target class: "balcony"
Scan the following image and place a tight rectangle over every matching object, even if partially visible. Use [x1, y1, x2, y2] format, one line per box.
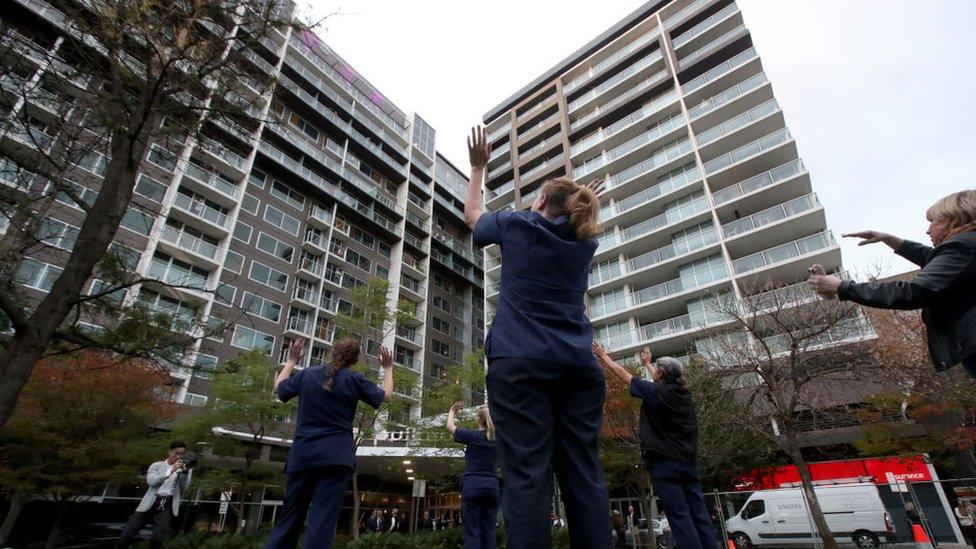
[170, 192, 230, 235]
[568, 51, 663, 114]
[323, 265, 343, 287]
[181, 161, 241, 206]
[489, 141, 511, 163]
[487, 180, 515, 202]
[603, 138, 696, 199]
[722, 193, 821, 239]
[402, 254, 426, 276]
[695, 99, 779, 147]
[308, 204, 332, 229]
[600, 163, 700, 224]
[520, 156, 563, 184]
[564, 29, 661, 94]
[399, 277, 426, 302]
[663, 0, 715, 29]
[403, 232, 427, 253]
[672, 3, 740, 49]
[158, 225, 219, 266]
[570, 70, 672, 132]
[688, 72, 768, 120]
[196, 138, 248, 176]
[590, 226, 718, 287]
[298, 257, 324, 278]
[763, 317, 876, 356]
[682, 47, 757, 95]
[487, 160, 512, 181]
[732, 231, 837, 276]
[571, 89, 678, 158]
[596, 194, 710, 255]
[286, 316, 313, 336]
[291, 285, 318, 308]
[573, 112, 685, 180]
[704, 128, 791, 175]
[711, 159, 806, 206]
[319, 295, 338, 315]
[303, 231, 328, 253]
[591, 262, 729, 321]
[518, 136, 560, 161]
[146, 262, 208, 293]
[488, 121, 512, 142]
[677, 25, 748, 72]
[395, 326, 423, 349]
[517, 111, 561, 141]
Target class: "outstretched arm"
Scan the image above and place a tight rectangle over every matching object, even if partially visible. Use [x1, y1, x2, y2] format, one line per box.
[274, 338, 306, 393]
[380, 346, 394, 403]
[464, 126, 491, 230]
[592, 341, 633, 385]
[446, 401, 462, 434]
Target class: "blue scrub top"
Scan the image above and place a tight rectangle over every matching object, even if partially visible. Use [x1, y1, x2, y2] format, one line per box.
[453, 428, 498, 492]
[277, 366, 385, 474]
[474, 210, 599, 367]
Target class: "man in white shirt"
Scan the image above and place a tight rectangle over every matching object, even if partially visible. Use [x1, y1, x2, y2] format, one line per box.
[117, 441, 192, 548]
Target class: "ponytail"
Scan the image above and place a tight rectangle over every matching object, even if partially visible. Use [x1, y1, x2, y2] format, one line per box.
[324, 338, 360, 390]
[477, 406, 496, 441]
[541, 178, 603, 240]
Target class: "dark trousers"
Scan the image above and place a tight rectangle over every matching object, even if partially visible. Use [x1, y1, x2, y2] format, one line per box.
[647, 458, 717, 549]
[264, 466, 352, 549]
[961, 355, 976, 378]
[487, 357, 612, 549]
[117, 497, 173, 549]
[462, 487, 499, 549]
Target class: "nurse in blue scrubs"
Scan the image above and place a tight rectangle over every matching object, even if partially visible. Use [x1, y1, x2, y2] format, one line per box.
[464, 126, 612, 548]
[265, 337, 393, 549]
[446, 401, 499, 548]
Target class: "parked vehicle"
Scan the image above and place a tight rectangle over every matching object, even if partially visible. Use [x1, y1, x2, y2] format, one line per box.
[621, 517, 673, 548]
[725, 483, 894, 548]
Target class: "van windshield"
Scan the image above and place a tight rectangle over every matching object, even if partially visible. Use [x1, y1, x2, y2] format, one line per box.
[741, 499, 765, 520]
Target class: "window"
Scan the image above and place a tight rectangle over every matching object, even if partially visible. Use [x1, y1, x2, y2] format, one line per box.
[350, 227, 374, 249]
[241, 291, 283, 322]
[241, 193, 260, 215]
[271, 180, 305, 210]
[263, 205, 300, 236]
[289, 112, 320, 141]
[52, 180, 97, 209]
[138, 290, 199, 325]
[147, 253, 209, 289]
[249, 168, 267, 189]
[432, 316, 451, 335]
[345, 249, 371, 272]
[214, 283, 236, 306]
[432, 296, 450, 313]
[378, 242, 392, 259]
[741, 500, 765, 520]
[430, 339, 450, 358]
[146, 145, 176, 172]
[434, 275, 447, 289]
[233, 221, 253, 243]
[333, 217, 350, 235]
[341, 273, 363, 289]
[232, 324, 275, 354]
[89, 279, 125, 304]
[40, 218, 80, 250]
[192, 354, 218, 379]
[108, 243, 140, 270]
[77, 151, 109, 176]
[120, 207, 155, 236]
[223, 250, 244, 273]
[257, 232, 295, 262]
[374, 265, 389, 280]
[182, 393, 209, 407]
[249, 261, 288, 292]
[134, 174, 168, 202]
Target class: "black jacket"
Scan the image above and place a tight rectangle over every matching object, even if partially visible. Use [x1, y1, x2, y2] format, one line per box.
[837, 232, 976, 370]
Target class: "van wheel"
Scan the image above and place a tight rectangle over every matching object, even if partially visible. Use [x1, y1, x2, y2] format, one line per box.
[852, 530, 879, 548]
[731, 532, 752, 549]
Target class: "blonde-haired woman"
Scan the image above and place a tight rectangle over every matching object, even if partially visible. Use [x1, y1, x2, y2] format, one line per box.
[465, 126, 611, 548]
[809, 189, 976, 374]
[447, 401, 499, 548]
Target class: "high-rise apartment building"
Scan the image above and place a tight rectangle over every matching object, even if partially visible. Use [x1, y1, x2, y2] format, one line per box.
[481, 0, 873, 367]
[1, 0, 484, 428]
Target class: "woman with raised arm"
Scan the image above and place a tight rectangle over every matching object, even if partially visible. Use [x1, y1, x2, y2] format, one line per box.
[808, 190, 976, 375]
[446, 401, 499, 548]
[465, 125, 612, 548]
[265, 337, 394, 549]
[592, 342, 716, 549]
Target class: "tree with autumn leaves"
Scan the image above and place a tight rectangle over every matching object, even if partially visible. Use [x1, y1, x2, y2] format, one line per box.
[0, 351, 173, 548]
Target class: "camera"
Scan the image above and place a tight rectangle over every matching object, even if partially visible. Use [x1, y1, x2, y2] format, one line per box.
[178, 452, 197, 469]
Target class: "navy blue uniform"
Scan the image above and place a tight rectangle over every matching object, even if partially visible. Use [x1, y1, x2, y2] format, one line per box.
[475, 210, 611, 549]
[630, 378, 716, 549]
[265, 366, 385, 549]
[454, 428, 499, 548]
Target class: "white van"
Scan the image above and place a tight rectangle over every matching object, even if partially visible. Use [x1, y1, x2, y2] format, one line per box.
[725, 484, 894, 548]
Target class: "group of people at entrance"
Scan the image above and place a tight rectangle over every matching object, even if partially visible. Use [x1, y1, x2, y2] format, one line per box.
[119, 119, 973, 549]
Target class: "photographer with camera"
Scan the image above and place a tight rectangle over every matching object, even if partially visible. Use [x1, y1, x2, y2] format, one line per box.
[116, 440, 194, 548]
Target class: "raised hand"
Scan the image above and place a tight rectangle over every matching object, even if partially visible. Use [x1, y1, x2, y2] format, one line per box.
[451, 400, 464, 413]
[467, 126, 491, 170]
[288, 337, 307, 363]
[379, 345, 393, 369]
[582, 178, 606, 196]
[807, 264, 841, 298]
[640, 348, 652, 366]
[843, 230, 888, 246]
[592, 340, 607, 359]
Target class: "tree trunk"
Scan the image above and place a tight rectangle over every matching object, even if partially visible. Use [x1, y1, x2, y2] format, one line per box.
[350, 472, 360, 540]
[788, 444, 838, 549]
[0, 130, 147, 428]
[44, 501, 66, 549]
[0, 493, 28, 544]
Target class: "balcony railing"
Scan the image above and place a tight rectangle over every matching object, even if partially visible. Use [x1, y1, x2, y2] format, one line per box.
[590, 226, 718, 286]
[574, 113, 685, 179]
[490, 141, 511, 160]
[682, 47, 757, 94]
[703, 128, 791, 175]
[603, 138, 694, 191]
[160, 225, 218, 260]
[570, 70, 670, 131]
[197, 138, 247, 171]
[309, 204, 332, 225]
[672, 3, 739, 48]
[688, 72, 767, 120]
[146, 262, 208, 291]
[695, 99, 778, 147]
[172, 193, 229, 228]
[600, 164, 700, 221]
[678, 25, 748, 71]
[488, 180, 515, 200]
[517, 112, 561, 139]
[183, 161, 241, 199]
[564, 29, 660, 93]
[732, 231, 835, 274]
[488, 122, 511, 142]
[521, 157, 562, 183]
[722, 193, 819, 238]
[568, 52, 662, 112]
[287, 316, 312, 335]
[591, 261, 728, 318]
[293, 285, 317, 304]
[571, 90, 678, 156]
[597, 194, 709, 251]
[663, 0, 713, 28]
[711, 159, 804, 205]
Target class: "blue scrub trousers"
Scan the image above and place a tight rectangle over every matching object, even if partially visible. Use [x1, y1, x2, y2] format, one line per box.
[265, 465, 352, 549]
[646, 458, 717, 549]
[487, 357, 612, 549]
[462, 486, 499, 549]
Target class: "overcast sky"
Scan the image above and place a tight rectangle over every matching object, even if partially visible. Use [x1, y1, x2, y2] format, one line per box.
[305, 0, 976, 278]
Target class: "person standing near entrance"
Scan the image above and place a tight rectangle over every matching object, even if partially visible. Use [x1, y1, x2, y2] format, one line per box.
[465, 125, 612, 548]
[264, 338, 393, 549]
[593, 343, 717, 549]
[117, 441, 192, 548]
[446, 401, 499, 548]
